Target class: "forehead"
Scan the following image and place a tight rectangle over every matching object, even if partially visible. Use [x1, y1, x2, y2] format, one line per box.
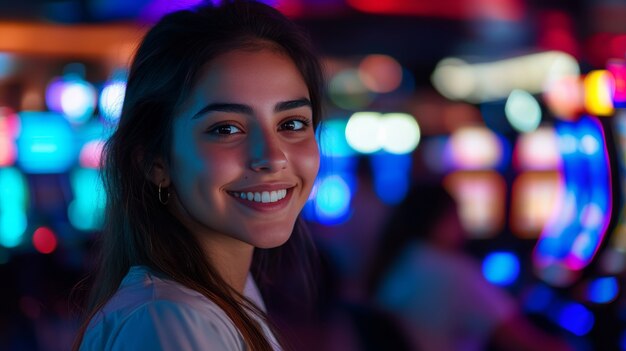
[191, 48, 308, 101]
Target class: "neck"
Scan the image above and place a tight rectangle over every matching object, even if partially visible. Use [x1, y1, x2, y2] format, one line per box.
[200, 235, 255, 294]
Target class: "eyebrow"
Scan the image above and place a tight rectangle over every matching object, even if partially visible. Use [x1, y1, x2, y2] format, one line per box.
[191, 98, 312, 119]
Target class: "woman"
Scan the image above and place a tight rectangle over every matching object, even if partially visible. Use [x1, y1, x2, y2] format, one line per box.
[74, 1, 324, 350]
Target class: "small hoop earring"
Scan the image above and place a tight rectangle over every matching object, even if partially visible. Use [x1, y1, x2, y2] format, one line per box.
[158, 182, 170, 205]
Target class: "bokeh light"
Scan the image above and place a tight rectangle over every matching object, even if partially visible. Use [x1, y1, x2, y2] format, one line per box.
[32, 227, 58, 254]
[482, 251, 520, 286]
[358, 54, 403, 93]
[79, 139, 105, 169]
[379, 113, 421, 154]
[504, 89, 542, 133]
[68, 168, 105, 231]
[318, 119, 355, 158]
[17, 112, 76, 174]
[514, 126, 561, 171]
[447, 126, 503, 170]
[0, 168, 28, 248]
[313, 175, 352, 224]
[607, 59, 626, 108]
[345, 112, 382, 153]
[543, 75, 584, 120]
[99, 80, 126, 123]
[587, 276, 619, 304]
[584, 70, 614, 116]
[555, 302, 594, 336]
[60, 78, 97, 124]
[329, 69, 374, 110]
[432, 51, 579, 103]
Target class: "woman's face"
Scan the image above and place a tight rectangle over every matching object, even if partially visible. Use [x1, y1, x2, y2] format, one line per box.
[167, 48, 319, 250]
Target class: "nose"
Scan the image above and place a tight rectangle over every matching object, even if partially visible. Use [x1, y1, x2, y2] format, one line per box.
[249, 130, 287, 172]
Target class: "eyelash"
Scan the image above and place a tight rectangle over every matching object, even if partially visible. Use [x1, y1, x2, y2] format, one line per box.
[206, 117, 312, 136]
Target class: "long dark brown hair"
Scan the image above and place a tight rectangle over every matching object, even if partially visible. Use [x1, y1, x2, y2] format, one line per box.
[73, 1, 324, 350]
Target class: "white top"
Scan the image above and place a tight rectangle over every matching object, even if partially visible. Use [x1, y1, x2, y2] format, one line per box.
[375, 242, 516, 351]
[80, 266, 280, 351]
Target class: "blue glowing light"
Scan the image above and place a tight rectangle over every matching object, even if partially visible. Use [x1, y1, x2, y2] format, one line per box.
[371, 152, 412, 205]
[523, 284, 555, 313]
[482, 252, 520, 286]
[534, 116, 612, 285]
[556, 302, 594, 336]
[68, 168, 106, 231]
[588, 277, 619, 304]
[313, 175, 352, 223]
[17, 112, 76, 174]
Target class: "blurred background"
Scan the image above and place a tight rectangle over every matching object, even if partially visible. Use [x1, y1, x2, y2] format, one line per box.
[1, 0, 625, 350]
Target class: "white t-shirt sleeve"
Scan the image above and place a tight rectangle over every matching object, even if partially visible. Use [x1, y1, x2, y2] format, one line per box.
[108, 300, 239, 351]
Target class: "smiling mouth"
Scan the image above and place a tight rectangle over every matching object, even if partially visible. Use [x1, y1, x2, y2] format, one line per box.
[228, 189, 289, 203]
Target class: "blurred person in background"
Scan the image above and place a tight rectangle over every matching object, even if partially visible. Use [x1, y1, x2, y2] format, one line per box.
[365, 182, 574, 351]
[72, 1, 324, 350]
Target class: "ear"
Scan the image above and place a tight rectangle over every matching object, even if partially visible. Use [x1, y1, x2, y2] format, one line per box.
[149, 157, 170, 187]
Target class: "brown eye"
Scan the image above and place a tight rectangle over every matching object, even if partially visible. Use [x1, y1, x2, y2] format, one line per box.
[280, 119, 308, 131]
[208, 124, 242, 135]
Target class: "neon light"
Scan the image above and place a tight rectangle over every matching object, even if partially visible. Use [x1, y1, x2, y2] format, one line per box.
[607, 60, 626, 108]
[584, 70, 614, 116]
[534, 116, 612, 286]
[482, 252, 520, 286]
[17, 112, 76, 174]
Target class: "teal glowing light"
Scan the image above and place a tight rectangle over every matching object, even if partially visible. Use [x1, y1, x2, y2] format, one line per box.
[68, 168, 105, 231]
[482, 251, 520, 286]
[588, 277, 619, 304]
[0, 168, 28, 248]
[17, 112, 76, 174]
[318, 119, 354, 157]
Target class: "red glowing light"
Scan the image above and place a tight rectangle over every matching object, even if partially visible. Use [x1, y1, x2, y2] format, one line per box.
[32, 227, 57, 254]
[347, 0, 525, 21]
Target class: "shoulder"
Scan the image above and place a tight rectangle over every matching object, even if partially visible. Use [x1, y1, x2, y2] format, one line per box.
[80, 266, 244, 351]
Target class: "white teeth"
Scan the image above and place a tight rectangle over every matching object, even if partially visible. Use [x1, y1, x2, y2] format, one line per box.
[231, 189, 289, 203]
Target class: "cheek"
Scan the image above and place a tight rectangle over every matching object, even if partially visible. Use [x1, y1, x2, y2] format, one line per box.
[293, 140, 320, 184]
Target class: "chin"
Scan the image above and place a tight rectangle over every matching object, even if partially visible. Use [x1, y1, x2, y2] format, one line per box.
[245, 225, 295, 249]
